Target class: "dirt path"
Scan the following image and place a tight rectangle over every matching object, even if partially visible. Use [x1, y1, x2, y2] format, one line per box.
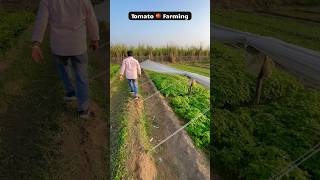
[56, 101, 107, 180]
[55, 47, 108, 179]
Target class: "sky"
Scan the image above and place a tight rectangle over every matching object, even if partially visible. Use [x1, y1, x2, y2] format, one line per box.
[110, 0, 210, 48]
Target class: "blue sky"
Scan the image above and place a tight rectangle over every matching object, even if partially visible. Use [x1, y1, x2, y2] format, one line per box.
[110, 0, 210, 47]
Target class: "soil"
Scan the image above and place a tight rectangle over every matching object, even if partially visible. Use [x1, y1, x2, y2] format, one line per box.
[57, 101, 107, 180]
[0, 61, 8, 73]
[3, 80, 24, 96]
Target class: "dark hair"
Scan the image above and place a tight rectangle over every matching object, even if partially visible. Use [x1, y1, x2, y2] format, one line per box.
[127, 50, 133, 57]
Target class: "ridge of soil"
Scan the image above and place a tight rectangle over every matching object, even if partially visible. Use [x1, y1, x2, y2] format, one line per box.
[125, 99, 157, 180]
[110, 76, 129, 178]
[57, 101, 107, 180]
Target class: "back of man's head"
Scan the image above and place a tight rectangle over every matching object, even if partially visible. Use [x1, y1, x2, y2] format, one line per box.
[127, 50, 133, 57]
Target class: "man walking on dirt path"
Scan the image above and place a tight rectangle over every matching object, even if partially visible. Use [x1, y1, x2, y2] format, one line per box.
[120, 50, 141, 100]
[31, 0, 99, 119]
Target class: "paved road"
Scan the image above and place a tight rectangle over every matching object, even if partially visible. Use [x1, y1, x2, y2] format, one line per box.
[212, 24, 320, 85]
[141, 60, 210, 89]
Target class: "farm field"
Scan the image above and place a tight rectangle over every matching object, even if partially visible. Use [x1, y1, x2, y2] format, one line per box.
[147, 71, 210, 151]
[212, 9, 320, 51]
[261, 8, 320, 22]
[0, 7, 108, 179]
[212, 42, 320, 179]
[110, 56, 210, 179]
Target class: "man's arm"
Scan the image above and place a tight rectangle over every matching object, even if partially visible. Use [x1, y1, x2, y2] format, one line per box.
[119, 60, 126, 80]
[32, 0, 49, 45]
[31, 0, 49, 63]
[137, 61, 142, 76]
[84, 0, 99, 42]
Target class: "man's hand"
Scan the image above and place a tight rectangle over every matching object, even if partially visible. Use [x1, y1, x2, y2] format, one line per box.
[32, 43, 44, 64]
[120, 75, 124, 81]
[90, 40, 99, 50]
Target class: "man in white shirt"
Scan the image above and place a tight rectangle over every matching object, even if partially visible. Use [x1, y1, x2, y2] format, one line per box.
[120, 51, 142, 99]
[31, 0, 99, 119]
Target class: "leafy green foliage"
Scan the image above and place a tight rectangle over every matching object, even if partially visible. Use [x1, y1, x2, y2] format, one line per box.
[0, 9, 34, 55]
[212, 42, 320, 179]
[110, 63, 120, 79]
[212, 43, 255, 107]
[262, 68, 304, 102]
[148, 71, 210, 150]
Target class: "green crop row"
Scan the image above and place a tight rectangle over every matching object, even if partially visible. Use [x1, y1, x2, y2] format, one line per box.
[212, 9, 320, 51]
[0, 9, 34, 55]
[147, 71, 210, 152]
[212, 42, 320, 179]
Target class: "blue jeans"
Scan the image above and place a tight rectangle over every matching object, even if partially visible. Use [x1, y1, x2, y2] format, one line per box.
[54, 53, 89, 111]
[127, 79, 138, 96]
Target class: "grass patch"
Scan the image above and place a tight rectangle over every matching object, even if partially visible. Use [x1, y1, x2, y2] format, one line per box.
[0, 25, 64, 179]
[0, 9, 34, 55]
[112, 113, 129, 180]
[212, 9, 320, 51]
[110, 79, 130, 180]
[169, 64, 210, 77]
[88, 50, 107, 107]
